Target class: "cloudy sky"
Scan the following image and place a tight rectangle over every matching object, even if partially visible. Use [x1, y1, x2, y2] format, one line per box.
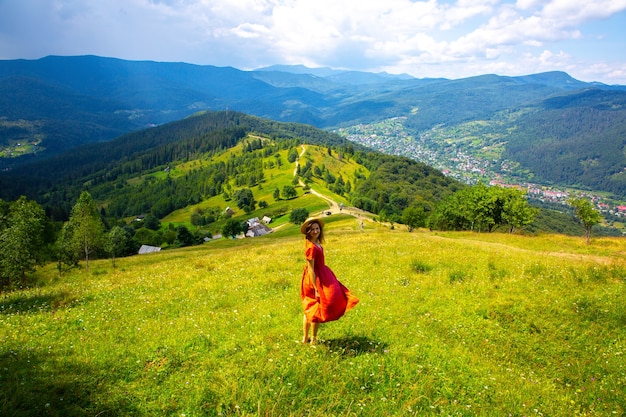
[1, 0, 626, 84]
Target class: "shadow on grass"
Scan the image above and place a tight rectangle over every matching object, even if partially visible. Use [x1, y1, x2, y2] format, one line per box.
[320, 335, 388, 358]
[0, 350, 137, 416]
[0, 292, 89, 315]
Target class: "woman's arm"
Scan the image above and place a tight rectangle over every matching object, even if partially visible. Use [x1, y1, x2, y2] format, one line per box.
[306, 258, 319, 298]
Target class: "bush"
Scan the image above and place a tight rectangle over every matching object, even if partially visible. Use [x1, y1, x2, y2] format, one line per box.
[290, 208, 309, 225]
[282, 185, 297, 199]
[411, 259, 432, 274]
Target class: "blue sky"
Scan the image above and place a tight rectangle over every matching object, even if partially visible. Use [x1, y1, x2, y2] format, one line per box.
[1, 0, 626, 84]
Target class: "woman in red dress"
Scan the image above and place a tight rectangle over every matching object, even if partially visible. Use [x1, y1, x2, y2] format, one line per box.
[300, 218, 359, 345]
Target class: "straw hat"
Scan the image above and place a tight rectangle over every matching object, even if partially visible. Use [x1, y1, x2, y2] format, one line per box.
[300, 217, 324, 234]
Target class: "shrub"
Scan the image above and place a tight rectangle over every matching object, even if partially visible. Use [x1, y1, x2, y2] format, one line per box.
[411, 259, 432, 274]
[290, 208, 309, 225]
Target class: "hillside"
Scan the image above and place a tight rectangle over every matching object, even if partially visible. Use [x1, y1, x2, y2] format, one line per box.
[504, 89, 626, 195]
[1, 108, 618, 238]
[0, 111, 459, 232]
[339, 87, 626, 200]
[2, 223, 625, 415]
[2, 56, 626, 229]
[2, 56, 623, 168]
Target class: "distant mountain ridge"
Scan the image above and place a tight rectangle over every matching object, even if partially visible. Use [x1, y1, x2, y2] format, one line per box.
[1, 55, 626, 198]
[255, 64, 416, 83]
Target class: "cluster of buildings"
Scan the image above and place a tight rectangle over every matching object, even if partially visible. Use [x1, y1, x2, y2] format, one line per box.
[245, 216, 273, 237]
[490, 179, 626, 217]
[338, 119, 626, 221]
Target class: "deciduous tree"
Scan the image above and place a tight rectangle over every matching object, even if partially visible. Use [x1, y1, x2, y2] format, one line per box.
[222, 218, 245, 238]
[500, 189, 538, 233]
[401, 206, 426, 232]
[66, 191, 105, 271]
[175, 225, 196, 247]
[0, 196, 47, 285]
[568, 197, 601, 244]
[290, 208, 309, 225]
[234, 188, 256, 213]
[104, 226, 130, 268]
[281, 185, 297, 199]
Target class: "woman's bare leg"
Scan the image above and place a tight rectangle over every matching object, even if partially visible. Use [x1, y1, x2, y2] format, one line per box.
[302, 314, 310, 343]
[303, 315, 320, 344]
[310, 322, 319, 345]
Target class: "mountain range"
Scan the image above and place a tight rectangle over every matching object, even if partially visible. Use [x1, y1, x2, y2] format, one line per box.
[1, 55, 626, 199]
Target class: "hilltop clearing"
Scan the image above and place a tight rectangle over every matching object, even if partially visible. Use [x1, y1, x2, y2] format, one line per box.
[1, 224, 624, 416]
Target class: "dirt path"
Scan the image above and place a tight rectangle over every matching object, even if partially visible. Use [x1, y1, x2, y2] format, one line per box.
[296, 145, 370, 220]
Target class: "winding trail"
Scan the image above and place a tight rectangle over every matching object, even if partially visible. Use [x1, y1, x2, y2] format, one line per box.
[296, 145, 369, 220]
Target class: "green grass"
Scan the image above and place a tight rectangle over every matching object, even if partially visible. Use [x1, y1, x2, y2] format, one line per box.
[1, 224, 625, 416]
[162, 143, 356, 231]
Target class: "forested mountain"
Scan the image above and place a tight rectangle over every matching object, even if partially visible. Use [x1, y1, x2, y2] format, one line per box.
[0, 108, 615, 258]
[0, 111, 459, 223]
[503, 89, 626, 195]
[1, 55, 625, 199]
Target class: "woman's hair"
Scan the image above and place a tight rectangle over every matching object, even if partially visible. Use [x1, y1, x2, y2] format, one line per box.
[304, 220, 325, 244]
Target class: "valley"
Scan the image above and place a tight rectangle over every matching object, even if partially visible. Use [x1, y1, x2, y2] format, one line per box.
[338, 117, 626, 228]
[2, 57, 626, 239]
[1, 58, 625, 416]
[2, 57, 626, 214]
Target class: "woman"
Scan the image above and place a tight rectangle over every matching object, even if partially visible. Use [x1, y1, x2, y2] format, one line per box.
[300, 217, 359, 345]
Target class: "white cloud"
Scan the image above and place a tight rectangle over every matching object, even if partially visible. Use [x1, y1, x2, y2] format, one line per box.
[0, 0, 625, 83]
[540, 0, 626, 23]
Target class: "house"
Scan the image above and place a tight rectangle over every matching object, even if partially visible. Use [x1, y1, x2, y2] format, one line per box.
[262, 216, 272, 224]
[138, 245, 161, 254]
[245, 217, 273, 237]
[246, 223, 272, 237]
[224, 207, 235, 216]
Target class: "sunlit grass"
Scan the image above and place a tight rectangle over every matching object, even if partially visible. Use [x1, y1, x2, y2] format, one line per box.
[1, 224, 625, 416]
[163, 144, 356, 229]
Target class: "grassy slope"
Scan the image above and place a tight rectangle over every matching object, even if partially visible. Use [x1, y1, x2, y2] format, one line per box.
[1, 217, 625, 416]
[161, 143, 367, 231]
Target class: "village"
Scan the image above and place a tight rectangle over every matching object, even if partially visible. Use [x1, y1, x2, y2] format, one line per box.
[337, 118, 626, 218]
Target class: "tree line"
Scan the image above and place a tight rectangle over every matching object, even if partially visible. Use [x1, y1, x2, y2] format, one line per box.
[0, 110, 609, 289]
[0, 191, 214, 289]
[1, 187, 602, 290]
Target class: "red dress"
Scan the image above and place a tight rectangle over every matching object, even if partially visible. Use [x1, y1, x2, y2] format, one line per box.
[301, 239, 359, 323]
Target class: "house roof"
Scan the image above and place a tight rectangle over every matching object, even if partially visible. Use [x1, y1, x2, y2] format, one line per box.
[138, 245, 161, 254]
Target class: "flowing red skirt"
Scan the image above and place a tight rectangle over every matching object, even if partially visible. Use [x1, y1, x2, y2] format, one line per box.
[301, 240, 359, 323]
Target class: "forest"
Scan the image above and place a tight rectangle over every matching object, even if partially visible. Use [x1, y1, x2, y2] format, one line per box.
[3, 57, 626, 202]
[0, 112, 342, 216]
[503, 89, 626, 195]
[2, 110, 614, 289]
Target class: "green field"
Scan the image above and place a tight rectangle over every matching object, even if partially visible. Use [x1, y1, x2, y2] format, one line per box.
[161, 144, 364, 233]
[1, 216, 625, 416]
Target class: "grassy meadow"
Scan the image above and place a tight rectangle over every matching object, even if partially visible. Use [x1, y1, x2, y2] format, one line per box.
[1, 216, 625, 416]
[162, 144, 363, 232]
